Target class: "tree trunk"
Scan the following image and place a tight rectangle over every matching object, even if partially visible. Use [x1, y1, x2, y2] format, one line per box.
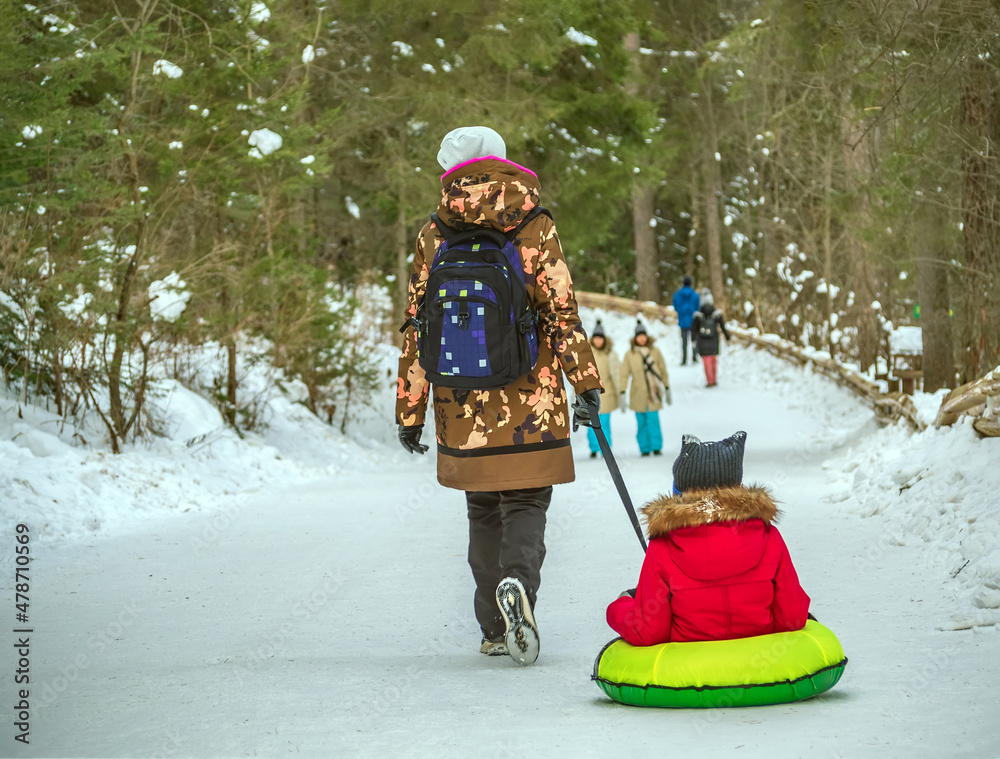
[219, 285, 238, 428]
[916, 245, 954, 392]
[226, 339, 238, 427]
[625, 31, 659, 303]
[700, 85, 726, 311]
[841, 105, 879, 372]
[632, 186, 659, 302]
[395, 188, 410, 344]
[687, 172, 701, 284]
[960, 56, 1000, 381]
[822, 150, 834, 356]
[702, 159, 725, 310]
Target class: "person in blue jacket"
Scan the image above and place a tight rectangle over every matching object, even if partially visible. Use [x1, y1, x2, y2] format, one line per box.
[672, 276, 701, 365]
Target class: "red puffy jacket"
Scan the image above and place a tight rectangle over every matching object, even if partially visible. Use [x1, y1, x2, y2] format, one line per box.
[606, 485, 810, 646]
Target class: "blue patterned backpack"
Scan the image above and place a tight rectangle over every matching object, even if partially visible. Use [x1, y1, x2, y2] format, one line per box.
[403, 207, 550, 389]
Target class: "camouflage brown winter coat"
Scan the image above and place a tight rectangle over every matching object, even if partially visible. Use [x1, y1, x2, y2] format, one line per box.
[396, 157, 602, 491]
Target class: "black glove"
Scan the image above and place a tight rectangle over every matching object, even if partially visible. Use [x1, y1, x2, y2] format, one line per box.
[398, 424, 429, 454]
[618, 587, 636, 599]
[571, 388, 602, 431]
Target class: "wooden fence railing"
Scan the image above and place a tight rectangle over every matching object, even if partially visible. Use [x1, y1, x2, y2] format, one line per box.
[575, 292, 677, 325]
[934, 365, 1000, 437]
[724, 327, 926, 431]
[576, 292, 925, 431]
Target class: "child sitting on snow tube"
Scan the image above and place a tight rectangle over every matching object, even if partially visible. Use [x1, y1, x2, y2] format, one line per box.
[606, 430, 811, 646]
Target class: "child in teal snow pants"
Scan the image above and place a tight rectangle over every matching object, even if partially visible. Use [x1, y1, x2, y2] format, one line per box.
[635, 410, 663, 456]
[620, 320, 670, 457]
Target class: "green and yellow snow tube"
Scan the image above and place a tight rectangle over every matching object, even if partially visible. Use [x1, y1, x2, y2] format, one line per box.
[593, 620, 847, 708]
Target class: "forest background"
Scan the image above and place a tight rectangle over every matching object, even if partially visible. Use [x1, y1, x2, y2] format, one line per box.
[2, 0, 998, 450]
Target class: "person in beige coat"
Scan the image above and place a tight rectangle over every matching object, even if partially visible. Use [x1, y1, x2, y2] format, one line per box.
[585, 320, 620, 458]
[620, 319, 671, 456]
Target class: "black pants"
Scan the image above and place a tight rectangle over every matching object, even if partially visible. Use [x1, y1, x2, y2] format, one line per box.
[681, 327, 698, 363]
[466, 487, 552, 639]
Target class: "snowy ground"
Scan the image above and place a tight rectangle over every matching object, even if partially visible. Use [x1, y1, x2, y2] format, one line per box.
[3, 310, 1000, 758]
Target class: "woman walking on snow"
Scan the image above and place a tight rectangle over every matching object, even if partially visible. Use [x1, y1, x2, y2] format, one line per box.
[692, 289, 731, 387]
[585, 320, 620, 458]
[395, 126, 602, 667]
[620, 319, 670, 457]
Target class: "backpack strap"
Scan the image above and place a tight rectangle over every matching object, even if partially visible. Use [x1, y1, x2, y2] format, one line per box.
[429, 213, 457, 240]
[508, 206, 552, 238]
[429, 213, 509, 250]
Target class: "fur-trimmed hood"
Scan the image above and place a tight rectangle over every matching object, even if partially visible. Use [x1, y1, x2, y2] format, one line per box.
[643, 485, 778, 539]
[642, 485, 780, 581]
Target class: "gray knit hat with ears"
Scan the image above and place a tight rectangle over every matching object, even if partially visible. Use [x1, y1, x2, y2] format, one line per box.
[672, 431, 747, 492]
[437, 126, 507, 172]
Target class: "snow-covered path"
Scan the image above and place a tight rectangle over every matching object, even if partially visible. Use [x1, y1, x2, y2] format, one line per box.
[10, 326, 1000, 758]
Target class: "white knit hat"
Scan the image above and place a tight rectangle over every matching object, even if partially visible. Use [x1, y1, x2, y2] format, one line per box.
[437, 126, 506, 172]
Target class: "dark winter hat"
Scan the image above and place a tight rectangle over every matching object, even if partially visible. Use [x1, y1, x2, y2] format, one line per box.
[683, 275, 693, 287]
[592, 320, 606, 339]
[437, 126, 506, 172]
[634, 319, 648, 337]
[672, 431, 747, 492]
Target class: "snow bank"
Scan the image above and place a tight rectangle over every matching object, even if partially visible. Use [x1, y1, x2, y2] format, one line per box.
[0, 376, 378, 543]
[826, 418, 1000, 630]
[2, 293, 398, 544]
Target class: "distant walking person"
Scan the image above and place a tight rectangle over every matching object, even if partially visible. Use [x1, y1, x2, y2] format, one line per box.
[692, 289, 731, 387]
[620, 320, 671, 456]
[585, 320, 620, 458]
[672, 276, 700, 365]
